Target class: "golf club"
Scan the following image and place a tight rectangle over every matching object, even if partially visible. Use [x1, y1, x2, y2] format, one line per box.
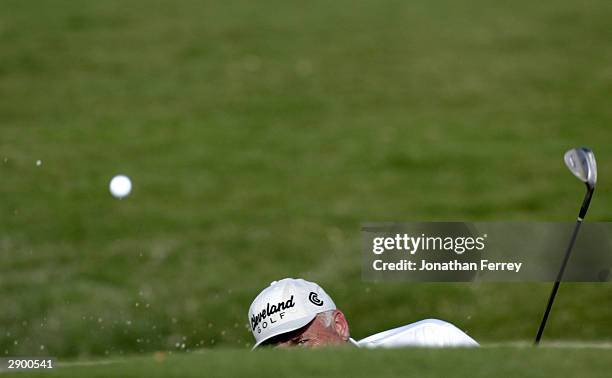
[535, 147, 597, 344]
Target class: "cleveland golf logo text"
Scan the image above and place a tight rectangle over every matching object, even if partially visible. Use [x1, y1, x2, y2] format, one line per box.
[251, 296, 295, 334]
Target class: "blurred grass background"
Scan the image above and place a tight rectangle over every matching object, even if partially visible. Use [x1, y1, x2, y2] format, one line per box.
[4, 347, 612, 378]
[1, 0, 612, 358]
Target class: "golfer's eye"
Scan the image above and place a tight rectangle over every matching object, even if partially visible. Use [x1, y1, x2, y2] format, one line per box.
[297, 339, 309, 345]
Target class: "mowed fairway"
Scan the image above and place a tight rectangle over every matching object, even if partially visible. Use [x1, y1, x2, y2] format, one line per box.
[1, 0, 612, 367]
[3, 346, 612, 378]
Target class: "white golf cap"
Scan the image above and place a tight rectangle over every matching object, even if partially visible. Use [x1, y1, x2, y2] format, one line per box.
[248, 278, 336, 349]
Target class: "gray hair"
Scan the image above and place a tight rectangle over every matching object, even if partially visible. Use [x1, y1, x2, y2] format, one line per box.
[318, 310, 335, 328]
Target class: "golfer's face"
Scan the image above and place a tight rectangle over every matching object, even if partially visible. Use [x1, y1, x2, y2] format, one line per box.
[270, 315, 345, 348]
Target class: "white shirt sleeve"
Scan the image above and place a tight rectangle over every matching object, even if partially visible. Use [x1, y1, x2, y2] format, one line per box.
[355, 319, 479, 348]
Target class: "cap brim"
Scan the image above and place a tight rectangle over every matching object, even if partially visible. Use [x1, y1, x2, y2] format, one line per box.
[251, 314, 317, 350]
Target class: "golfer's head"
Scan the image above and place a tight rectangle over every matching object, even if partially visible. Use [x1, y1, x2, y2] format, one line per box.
[248, 278, 350, 348]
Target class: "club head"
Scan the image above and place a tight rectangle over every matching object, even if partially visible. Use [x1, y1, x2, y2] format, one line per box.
[564, 147, 597, 189]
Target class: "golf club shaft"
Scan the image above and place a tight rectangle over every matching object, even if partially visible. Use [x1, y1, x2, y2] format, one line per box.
[578, 186, 594, 220]
[535, 187, 593, 344]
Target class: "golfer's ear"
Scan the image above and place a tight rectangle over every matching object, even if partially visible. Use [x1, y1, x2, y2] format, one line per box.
[332, 310, 350, 341]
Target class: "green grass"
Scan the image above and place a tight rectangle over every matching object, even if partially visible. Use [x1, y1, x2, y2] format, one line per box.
[3, 346, 612, 378]
[1, 0, 612, 361]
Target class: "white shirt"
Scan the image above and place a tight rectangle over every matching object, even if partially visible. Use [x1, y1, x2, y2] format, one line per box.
[350, 319, 479, 348]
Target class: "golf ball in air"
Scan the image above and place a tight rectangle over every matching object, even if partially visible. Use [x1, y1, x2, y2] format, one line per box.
[109, 175, 132, 199]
